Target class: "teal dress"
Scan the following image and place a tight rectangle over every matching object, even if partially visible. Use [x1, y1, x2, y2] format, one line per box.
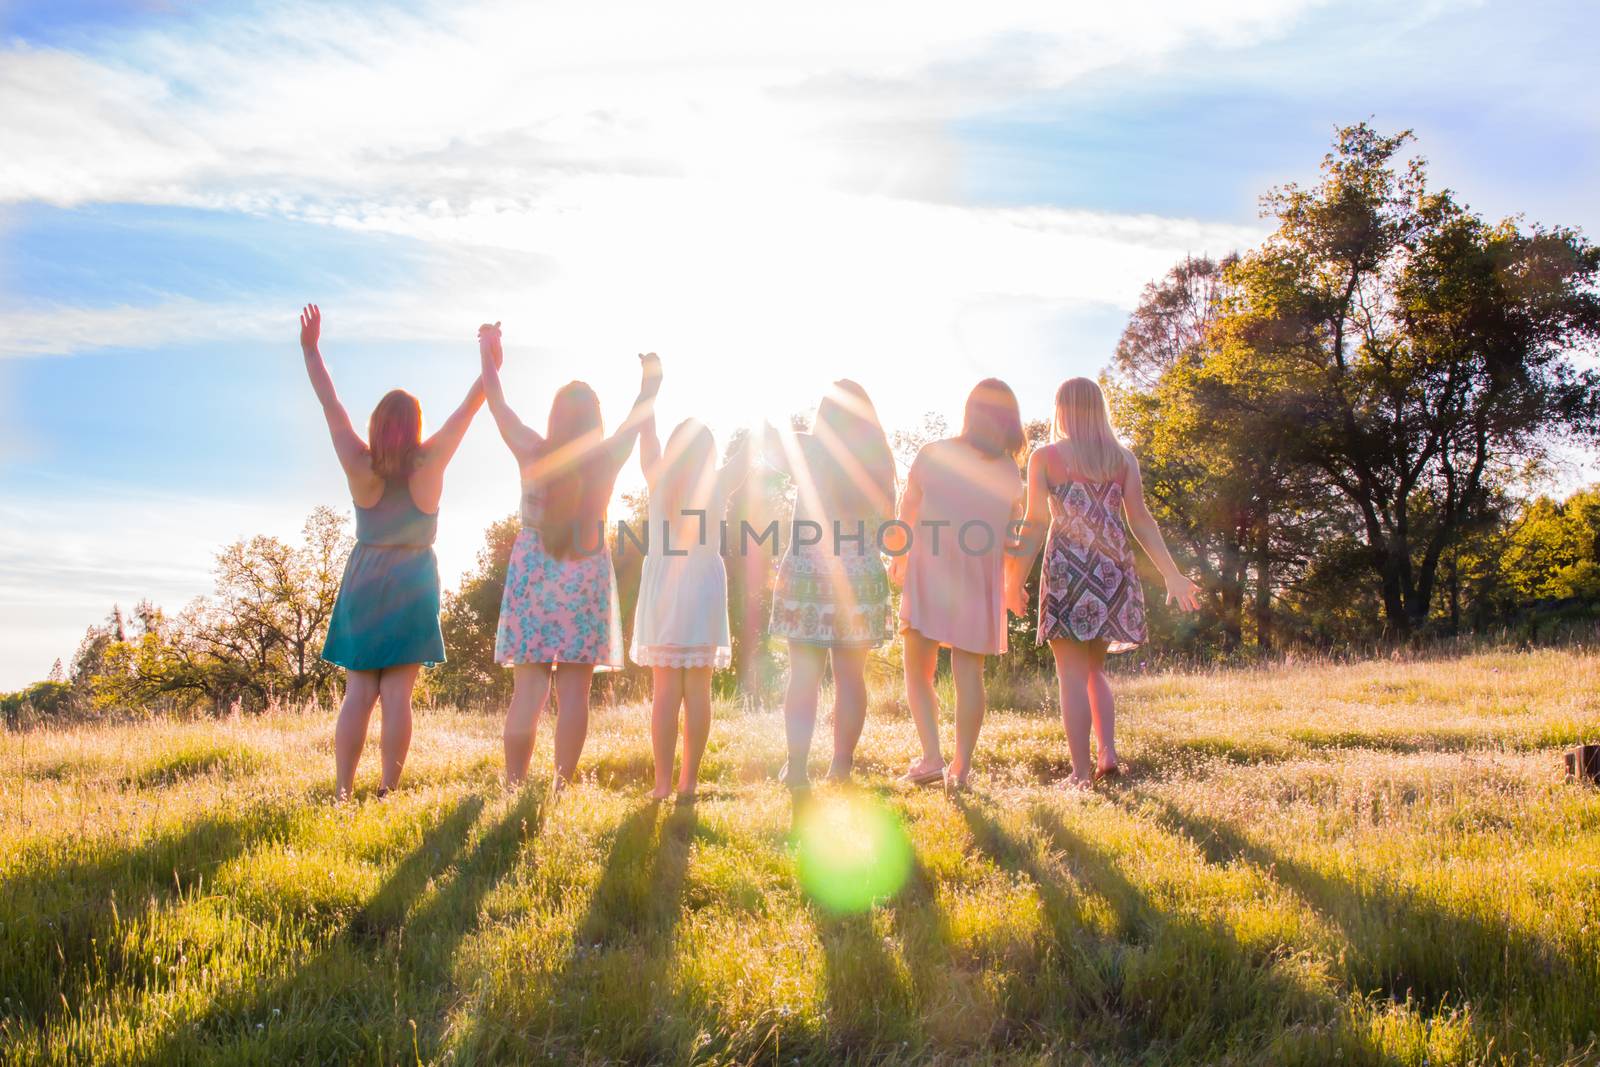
[322, 478, 446, 671]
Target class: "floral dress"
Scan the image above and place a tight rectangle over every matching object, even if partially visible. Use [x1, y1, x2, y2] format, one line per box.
[1037, 477, 1147, 653]
[495, 486, 624, 669]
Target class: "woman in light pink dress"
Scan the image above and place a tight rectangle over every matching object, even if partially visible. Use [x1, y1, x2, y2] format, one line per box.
[891, 379, 1026, 790]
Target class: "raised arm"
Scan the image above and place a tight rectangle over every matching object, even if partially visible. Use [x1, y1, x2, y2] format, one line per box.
[712, 432, 753, 500]
[762, 420, 818, 478]
[298, 304, 369, 479]
[638, 409, 661, 484]
[477, 322, 542, 461]
[417, 326, 501, 475]
[603, 352, 663, 469]
[1121, 452, 1200, 610]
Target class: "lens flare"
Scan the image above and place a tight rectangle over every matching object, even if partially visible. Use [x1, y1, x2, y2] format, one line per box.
[794, 793, 913, 914]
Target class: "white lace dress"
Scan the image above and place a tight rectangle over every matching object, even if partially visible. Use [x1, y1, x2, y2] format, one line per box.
[629, 491, 733, 669]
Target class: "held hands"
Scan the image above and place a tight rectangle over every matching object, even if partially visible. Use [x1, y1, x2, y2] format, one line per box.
[887, 552, 907, 589]
[1004, 578, 1029, 618]
[299, 304, 321, 351]
[478, 322, 504, 369]
[1163, 571, 1202, 612]
[639, 351, 663, 393]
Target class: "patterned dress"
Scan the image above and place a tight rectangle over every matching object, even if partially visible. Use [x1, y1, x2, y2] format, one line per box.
[769, 538, 891, 648]
[1037, 477, 1147, 653]
[494, 485, 624, 670]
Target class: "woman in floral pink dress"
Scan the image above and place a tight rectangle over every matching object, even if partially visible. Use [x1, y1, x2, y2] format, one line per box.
[478, 323, 661, 788]
[1007, 377, 1200, 788]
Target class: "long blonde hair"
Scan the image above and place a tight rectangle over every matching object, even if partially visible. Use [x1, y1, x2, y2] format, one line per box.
[1051, 377, 1127, 481]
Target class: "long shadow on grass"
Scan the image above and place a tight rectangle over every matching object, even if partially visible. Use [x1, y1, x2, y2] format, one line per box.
[0, 804, 297, 1033]
[456, 798, 707, 1062]
[793, 791, 968, 1061]
[959, 800, 1406, 1065]
[1129, 792, 1595, 1057]
[136, 791, 541, 1065]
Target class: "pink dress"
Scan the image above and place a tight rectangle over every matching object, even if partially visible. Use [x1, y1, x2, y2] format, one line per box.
[897, 439, 1024, 655]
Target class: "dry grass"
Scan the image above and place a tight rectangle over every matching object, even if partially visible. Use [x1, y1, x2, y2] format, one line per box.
[3, 647, 1598, 1064]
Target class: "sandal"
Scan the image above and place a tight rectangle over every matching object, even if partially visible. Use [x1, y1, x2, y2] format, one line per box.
[898, 760, 946, 787]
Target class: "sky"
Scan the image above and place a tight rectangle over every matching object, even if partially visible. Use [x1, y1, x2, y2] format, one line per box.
[1, 0, 1598, 687]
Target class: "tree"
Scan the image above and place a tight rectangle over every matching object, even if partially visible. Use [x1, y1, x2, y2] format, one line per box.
[1216, 124, 1600, 635]
[433, 514, 521, 709]
[1109, 255, 1338, 652]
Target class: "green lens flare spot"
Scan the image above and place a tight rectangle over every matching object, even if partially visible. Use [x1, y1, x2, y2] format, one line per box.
[795, 794, 913, 914]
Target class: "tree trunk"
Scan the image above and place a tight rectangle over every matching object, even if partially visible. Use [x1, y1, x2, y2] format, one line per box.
[1252, 521, 1273, 652]
[1219, 539, 1244, 652]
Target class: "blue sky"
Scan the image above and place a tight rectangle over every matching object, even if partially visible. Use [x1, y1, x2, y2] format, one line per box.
[2, 0, 1598, 687]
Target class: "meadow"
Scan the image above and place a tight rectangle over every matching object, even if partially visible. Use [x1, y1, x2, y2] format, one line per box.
[2, 648, 1598, 1066]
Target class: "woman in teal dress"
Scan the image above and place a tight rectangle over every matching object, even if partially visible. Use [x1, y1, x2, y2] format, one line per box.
[299, 304, 497, 799]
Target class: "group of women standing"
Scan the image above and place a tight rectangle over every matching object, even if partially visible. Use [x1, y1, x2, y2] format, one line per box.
[301, 306, 1199, 802]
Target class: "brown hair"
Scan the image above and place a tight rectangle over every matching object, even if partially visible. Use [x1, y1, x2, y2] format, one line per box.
[959, 378, 1025, 463]
[536, 381, 609, 559]
[368, 389, 422, 481]
[812, 379, 896, 520]
[655, 419, 718, 516]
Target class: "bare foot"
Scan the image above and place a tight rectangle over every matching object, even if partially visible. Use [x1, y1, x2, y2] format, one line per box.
[1054, 774, 1094, 792]
[648, 784, 673, 801]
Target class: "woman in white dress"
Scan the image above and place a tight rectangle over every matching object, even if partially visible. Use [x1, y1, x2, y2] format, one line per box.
[632, 415, 749, 799]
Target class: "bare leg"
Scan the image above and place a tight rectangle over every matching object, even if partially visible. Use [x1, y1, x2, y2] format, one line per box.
[376, 663, 421, 792]
[504, 664, 552, 787]
[902, 629, 944, 773]
[679, 666, 714, 796]
[552, 664, 596, 783]
[949, 649, 986, 786]
[783, 641, 827, 788]
[1081, 641, 1117, 770]
[649, 666, 685, 799]
[1050, 639, 1095, 787]
[828, 646, 870, 779]
[333, 669, 381, 799]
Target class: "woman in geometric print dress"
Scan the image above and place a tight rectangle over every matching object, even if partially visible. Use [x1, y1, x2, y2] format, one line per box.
[477, 322, 661, 789]
[1006, 376, 1200, 789]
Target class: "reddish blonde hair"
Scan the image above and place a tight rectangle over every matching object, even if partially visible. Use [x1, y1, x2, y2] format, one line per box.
[536, 381, 608, 559]
[369, 389, 422, 480]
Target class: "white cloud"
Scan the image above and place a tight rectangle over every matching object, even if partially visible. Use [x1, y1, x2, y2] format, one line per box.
[0, 0, 1332, 210]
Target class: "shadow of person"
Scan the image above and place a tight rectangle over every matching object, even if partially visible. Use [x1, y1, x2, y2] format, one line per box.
[130, 791, 537, 1065]
[1124, 791, 1590, 1054]
[950, 795, 1406, 1065]
[1, 802, 299, 1036]
[456, 798, 707, 1062]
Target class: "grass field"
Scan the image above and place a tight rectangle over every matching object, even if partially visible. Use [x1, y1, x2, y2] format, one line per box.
[3, 648, 1599, 1065]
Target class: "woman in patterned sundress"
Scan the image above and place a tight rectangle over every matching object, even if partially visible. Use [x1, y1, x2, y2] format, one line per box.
[478, 323, 661, 788]
[765, 380, 896, 789]
[1006, 377, 1199, 789]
